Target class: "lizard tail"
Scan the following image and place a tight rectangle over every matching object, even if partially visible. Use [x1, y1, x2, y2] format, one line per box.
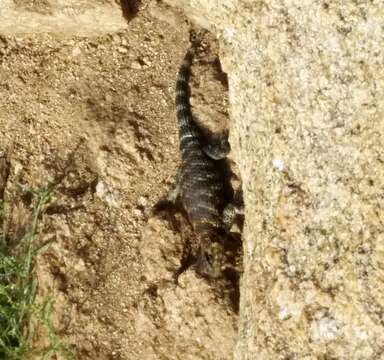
[175, 46, 199, 148]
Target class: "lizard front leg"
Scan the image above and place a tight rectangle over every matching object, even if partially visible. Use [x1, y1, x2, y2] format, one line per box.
[153, 168, 182, 212]
[223, 187, 244, 231]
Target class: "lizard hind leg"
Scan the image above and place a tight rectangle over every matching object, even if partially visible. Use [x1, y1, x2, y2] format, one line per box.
[173, 241, 197, 285]
[195, 241, 225, 279]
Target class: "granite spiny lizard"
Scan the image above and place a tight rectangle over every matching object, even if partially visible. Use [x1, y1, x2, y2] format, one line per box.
[165, 41, 234, 278]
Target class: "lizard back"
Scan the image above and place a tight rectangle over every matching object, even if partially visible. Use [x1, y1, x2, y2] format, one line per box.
[175, 46, 227, 253]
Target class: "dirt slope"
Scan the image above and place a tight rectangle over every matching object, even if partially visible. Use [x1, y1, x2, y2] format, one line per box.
[0, 1, 238, 359]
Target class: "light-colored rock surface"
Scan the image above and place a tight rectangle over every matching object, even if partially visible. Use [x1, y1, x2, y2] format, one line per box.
[0, 0, 127, 34]
[165, 0, 384, 358]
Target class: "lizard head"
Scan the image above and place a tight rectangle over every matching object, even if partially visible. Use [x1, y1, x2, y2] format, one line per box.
[203, 134, 230, 160]
[195, 240, 225, 279]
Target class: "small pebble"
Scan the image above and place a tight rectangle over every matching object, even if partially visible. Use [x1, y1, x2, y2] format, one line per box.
[130, 60, 142, 70]
[71, 46, 81, 57]
[138, 196, 148, 207]
[118, 46, 128, 54]
[133, 208, 143, 217]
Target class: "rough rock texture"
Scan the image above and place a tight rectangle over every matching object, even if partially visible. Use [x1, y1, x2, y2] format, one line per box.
[165, 0, 384, 358]
[0, 0, 127, 34]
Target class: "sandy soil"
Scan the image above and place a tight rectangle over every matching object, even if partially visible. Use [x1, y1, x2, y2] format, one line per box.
[0, 1, 239, 359]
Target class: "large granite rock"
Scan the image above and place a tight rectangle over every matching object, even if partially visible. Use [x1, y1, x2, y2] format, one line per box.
[0, 0, 127, 34]
[165, 1, 384, 358]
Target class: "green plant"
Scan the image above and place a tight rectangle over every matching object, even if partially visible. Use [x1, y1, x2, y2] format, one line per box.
[0, 186, 73, 359]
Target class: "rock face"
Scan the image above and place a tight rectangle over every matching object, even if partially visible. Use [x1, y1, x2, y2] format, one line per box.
[0, 0, 127, 34]
[165, 0, 384, 358]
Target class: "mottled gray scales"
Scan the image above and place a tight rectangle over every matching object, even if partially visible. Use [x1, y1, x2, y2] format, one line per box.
[151, 41, 235, 279]
[168, 44, 231, 278]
